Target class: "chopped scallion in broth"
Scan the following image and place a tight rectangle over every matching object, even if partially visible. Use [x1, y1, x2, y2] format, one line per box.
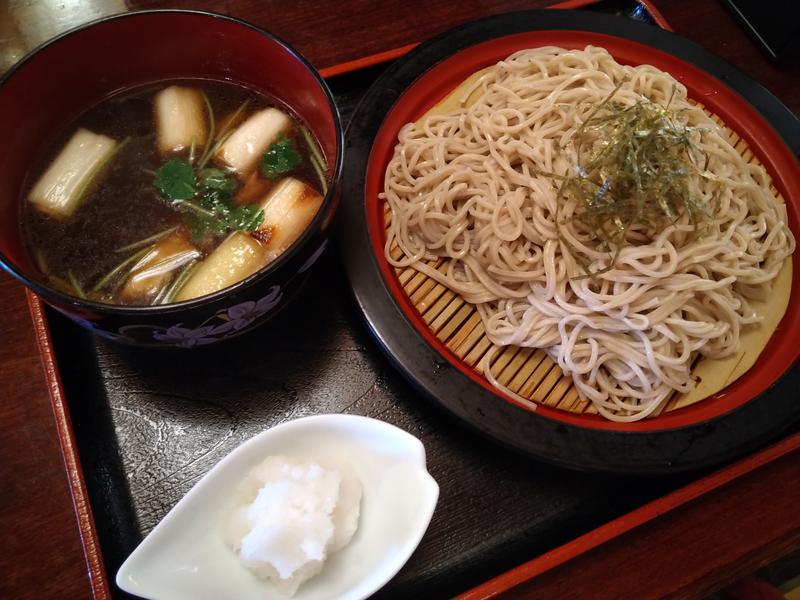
[22, 80, 328, 305]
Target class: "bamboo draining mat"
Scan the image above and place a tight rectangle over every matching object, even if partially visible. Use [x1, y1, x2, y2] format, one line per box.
[383, 105, 784, 417]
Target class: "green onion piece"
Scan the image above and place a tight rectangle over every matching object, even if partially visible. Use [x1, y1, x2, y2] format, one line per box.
[188, 135, 197, 165]
[309, 153, 328, 194]
[174, 199, 216, 219]
[197, 129, 234, 172]
[300, 126, 325, 172]
[48, 275, 76, 296]
[300, 126, 328, 193]
[67, 271, 86, 299]
[35, 251, 48, 275]
[92, 245, 155, 292]
[115, 226, 179, 253]
[197, 99, 249, 169]
[131, 250, 199, 281]
[195, 93, 216, 169]
[159, 260, 199, 304]
[63, 136, 131, 216]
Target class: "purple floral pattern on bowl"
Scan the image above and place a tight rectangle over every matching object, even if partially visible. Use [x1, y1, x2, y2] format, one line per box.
[221, 286, 283, 331]
[62, 285, 284, 348]
[151, 324, 225, 348]
[149, 285, 283, 347]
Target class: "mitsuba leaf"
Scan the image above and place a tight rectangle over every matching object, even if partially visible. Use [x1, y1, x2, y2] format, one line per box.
[198, 168, 237, 193]
[226, 205, 264, 232]
[183, 212, 212, 240]
[155, 156, 264, 241]
[154, 159, 197, 201]
[260, 134, 301, 180]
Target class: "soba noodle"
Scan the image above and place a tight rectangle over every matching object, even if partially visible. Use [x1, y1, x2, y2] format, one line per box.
[382, 46, 795, 421]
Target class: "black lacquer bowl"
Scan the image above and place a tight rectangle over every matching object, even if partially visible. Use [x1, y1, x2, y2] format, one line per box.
[340, 10, 800, 473]
[0, 11, 343, 347]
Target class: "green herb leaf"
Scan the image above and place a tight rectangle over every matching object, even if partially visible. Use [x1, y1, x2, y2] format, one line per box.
[260, 134, 301, 180]
[156, 148, 264, 241]
[226, 205, 264, 232]
[183, 210, 219, 240]
[154, 159, 197, 201]
[198, 168, 237, 193]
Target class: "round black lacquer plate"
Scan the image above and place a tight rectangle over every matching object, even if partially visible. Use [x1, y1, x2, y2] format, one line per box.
[339, 10, 800, 473]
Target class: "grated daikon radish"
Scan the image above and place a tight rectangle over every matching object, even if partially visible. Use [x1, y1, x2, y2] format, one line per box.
[215, 108, 291, 174]
[174, 232, 268, 302]
[223, 455, 362, 597]
[28, 128, 117, 219]
[255, 177, 323, 254]
[154, 86, 208, 154]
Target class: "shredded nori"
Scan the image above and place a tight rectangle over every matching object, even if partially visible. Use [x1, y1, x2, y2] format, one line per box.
[557, 82, 711, 278]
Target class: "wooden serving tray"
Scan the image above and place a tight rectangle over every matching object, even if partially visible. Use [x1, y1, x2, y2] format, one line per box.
[8, 1, 799, 599]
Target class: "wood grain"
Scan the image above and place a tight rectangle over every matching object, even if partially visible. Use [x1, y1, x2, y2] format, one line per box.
[656, 0, 800, 116]
[459, 433, 800, 598]
[3, 1, 796, 113]
[0, 0, 798, 599]
[462, 446, 800, 599]
[2, 0, 559, 75]
[27, 294, 111, 600]
[0, 273, 94, 600]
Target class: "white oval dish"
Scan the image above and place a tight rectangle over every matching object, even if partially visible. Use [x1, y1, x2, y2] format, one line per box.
[116, 414, 440, 600]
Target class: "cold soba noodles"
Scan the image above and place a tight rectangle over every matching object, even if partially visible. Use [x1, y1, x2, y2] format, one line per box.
[382, 46, 795, 421]
[23, 80, 328, 306]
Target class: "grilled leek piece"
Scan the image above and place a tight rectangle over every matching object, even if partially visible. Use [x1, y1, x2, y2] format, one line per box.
[155, 86, 208, 154]
[119, 231, 199, 303]
[256, 177, 323, 253]
[28, 128, 118, 218]
[215, 107, 291, 174]
[174, 232, 269, 302]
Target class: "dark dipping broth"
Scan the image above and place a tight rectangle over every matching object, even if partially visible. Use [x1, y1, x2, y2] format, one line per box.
[22, 79, 328, 306]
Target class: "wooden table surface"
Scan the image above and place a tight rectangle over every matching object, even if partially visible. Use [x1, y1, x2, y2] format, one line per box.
[0, 1, 798, 599]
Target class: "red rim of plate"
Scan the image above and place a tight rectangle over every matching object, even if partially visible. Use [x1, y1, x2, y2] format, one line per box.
[364, 30, 800, 432]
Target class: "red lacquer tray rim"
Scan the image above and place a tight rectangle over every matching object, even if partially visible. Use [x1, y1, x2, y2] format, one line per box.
[21, 1, 797, 599]
[29, 290, 800, 599]
[27, 292, 112, 600]
[315, 0, 672, 79]
[458, 430, 800, 599]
